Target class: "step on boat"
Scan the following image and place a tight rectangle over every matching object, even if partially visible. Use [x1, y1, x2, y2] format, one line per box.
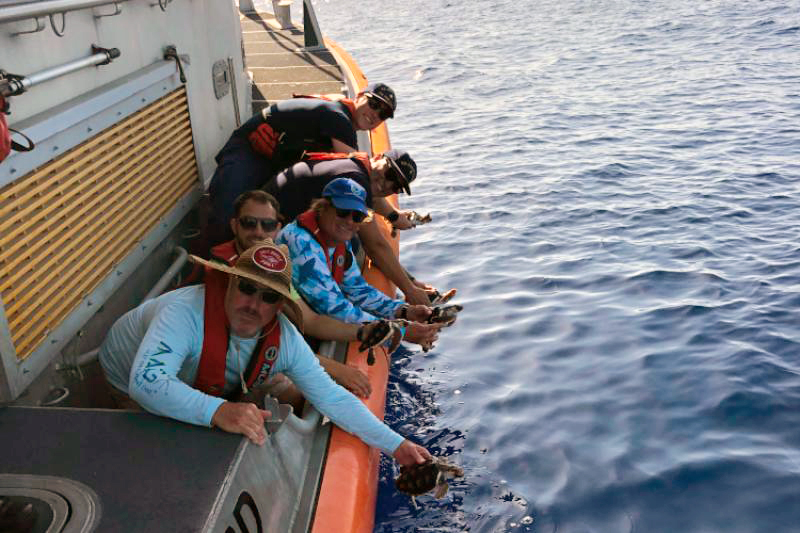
[0, 1, 400, 531]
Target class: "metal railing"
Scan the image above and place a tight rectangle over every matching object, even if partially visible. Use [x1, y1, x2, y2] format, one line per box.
[0, 0, 175, 36]
[0, 45, 120, 97]
[238, 0, 325, 50]
[0, 0, 130, 24]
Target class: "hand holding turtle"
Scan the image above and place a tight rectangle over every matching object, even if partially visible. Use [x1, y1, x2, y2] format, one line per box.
[404, 321, 441, 351]
[390, 211, 432, 236]
[395, 457, 465, 504]
[211, 401, 271, 446]
[390, 211, 416, 231]
[392, 439, 432, 467]
[397, 304, 433, 323]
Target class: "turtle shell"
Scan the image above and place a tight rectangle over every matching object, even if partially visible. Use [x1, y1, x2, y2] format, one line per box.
[395, 460, 440, 496]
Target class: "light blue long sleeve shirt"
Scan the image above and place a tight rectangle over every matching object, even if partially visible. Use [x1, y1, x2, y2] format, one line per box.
[276, 221, 404, 324]
[98, 285, 403, 454]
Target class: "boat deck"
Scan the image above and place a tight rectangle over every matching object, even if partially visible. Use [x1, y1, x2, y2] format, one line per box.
[239, 10, 346, 114]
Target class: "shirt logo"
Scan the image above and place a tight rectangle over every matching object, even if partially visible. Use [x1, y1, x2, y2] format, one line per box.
[253, 247, 287, 272]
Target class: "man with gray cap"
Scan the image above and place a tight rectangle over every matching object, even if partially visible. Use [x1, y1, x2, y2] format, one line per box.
[98, 239, 431, 466]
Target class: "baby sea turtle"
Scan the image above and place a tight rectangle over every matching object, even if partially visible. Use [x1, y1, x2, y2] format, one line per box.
[407, 211, 432, 226]
[358, 319, 404, 365]
[428, 287, 457, 305]
[427, 304, 463, 327]
[395, 457, 464, 506]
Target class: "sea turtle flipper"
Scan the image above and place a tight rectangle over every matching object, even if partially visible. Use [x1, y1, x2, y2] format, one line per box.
[434, 478, 449, 499]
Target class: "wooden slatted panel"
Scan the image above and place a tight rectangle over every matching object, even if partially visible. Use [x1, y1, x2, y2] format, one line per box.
[0, 88, 199, 360]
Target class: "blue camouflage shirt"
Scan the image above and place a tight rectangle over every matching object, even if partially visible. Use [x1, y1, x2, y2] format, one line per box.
[276, 221, 404, 324]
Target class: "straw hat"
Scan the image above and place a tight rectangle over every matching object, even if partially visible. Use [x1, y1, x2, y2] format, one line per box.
[189, 239, 303, 331]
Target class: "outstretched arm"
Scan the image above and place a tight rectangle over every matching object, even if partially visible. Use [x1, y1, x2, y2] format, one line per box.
[277, 225, 379, 323]
[299, 298, 362, 341]
[315, 355, 372, 398]
[358, 219, 430, 305]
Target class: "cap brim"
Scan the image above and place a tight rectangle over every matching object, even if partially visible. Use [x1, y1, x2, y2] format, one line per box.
[188, 255, 304, 332]
[329, 196, 369, 214]
[386, 157, 412, 195]
[365, 92, 394, 118]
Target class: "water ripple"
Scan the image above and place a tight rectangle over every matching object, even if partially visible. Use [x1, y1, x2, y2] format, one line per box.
[314, 0, 800, 530]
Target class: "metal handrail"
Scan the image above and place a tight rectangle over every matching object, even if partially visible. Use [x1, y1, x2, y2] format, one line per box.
[0, 0, 132, 24]
[0, 45, 120, 97]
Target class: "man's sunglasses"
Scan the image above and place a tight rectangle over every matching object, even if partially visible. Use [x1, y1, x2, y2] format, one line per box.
[385, 166, 406, 193]
[335, 208, 367, 223]
[236, 278, 282, 304]
[238, 216, 280, 232]
[367, 97, 392, 121]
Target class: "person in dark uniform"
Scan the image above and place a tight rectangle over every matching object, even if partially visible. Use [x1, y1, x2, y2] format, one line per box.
[207, 83, 396, 246]
[264, 150, 413, 222]
[265, 150, 444, 305]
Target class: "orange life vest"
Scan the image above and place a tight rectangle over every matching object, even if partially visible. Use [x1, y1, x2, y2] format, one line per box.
[303, 151, 371, 174]
[296, 210, 348, 285]
[193, 256, 281, 397]
[292, 93, 357, 118]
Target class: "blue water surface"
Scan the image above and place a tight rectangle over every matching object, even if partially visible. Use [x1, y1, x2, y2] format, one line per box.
[311, 0, 800, 531]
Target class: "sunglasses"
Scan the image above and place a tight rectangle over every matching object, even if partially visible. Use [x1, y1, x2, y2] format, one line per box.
[236, 278, 282, 304]
[238, 216, 279, 232]
[385, 158, 409, 193]
[335, 208, 367, 223]
[367, 97, 392, 121]
[385, 167, 407, 193]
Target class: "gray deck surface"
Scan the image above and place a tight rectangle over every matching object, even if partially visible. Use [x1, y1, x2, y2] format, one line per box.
[0, 406, 241, 532]
[239, 11, 346, 114]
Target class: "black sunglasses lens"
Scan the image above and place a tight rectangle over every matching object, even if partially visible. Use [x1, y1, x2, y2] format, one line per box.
[259, 219, 279, 232]
[335, 208, 366, 223]
[238, 279, 257, 295]
[240, 216, 278, 232]
[260, 290, 281, 304]
[368, 97, 390, 120]
[238, 278, 281, 303]
[239, 216, 258, 229]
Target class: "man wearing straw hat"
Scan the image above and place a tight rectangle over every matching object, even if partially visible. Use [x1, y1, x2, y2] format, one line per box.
[192, 189, 441, 399]
[98, 239, 431, 465]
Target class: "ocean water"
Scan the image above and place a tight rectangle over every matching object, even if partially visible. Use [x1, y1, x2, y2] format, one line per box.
[311, 1, 800, 531]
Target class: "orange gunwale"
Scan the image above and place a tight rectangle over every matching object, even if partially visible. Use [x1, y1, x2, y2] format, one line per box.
[311, 39, 399, 533]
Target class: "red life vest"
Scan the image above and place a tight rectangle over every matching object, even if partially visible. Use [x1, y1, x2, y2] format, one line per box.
[296, 210, 348, 285]
[180, 240, 239, 287]
[210, 240, 238, 265]
[303, 151, 371, 175]
[193, 258, 282, 397]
